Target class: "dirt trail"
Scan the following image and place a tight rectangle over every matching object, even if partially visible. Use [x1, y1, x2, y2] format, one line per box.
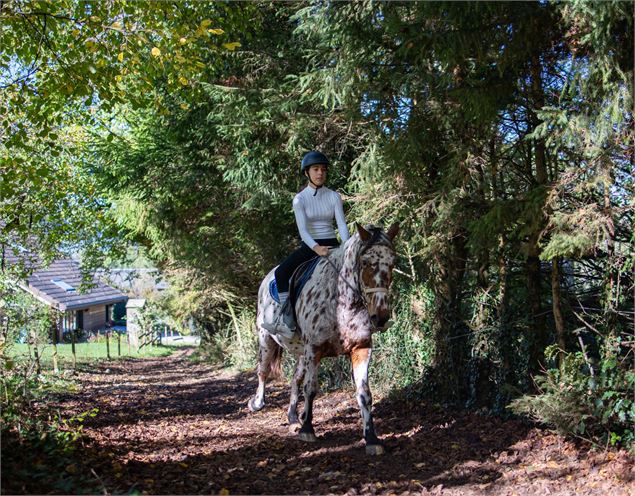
[31, 349, 635, 494]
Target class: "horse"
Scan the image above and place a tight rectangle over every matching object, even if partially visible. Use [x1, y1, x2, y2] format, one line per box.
[248, 222, 399, 454]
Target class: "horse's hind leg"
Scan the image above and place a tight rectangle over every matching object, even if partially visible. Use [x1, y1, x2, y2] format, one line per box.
[287, 355, 305, 429]
[298, 349, 320, 442]
[248, 330, 282, 412]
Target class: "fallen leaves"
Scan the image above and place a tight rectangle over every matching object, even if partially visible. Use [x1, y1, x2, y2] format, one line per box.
[6, 348, 632, 496]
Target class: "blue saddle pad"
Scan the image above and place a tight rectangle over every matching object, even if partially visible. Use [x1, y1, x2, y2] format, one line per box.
[269, 257, 322, 304]
[269, 278, 280, 304]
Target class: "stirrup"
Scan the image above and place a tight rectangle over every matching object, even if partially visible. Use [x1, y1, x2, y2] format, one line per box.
[262, 321, 295, 338]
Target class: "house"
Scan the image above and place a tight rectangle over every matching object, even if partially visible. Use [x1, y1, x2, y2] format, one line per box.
[3, 249, 128, 342]
[98, 267, 169, 299]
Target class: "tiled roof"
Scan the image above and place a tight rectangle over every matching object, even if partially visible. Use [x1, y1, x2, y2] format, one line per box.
[2, 247, 128, 311]
[24, 259, 128, 311]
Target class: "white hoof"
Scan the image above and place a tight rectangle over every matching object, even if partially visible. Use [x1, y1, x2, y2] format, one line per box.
[248, 397, 264, 412]
[365, 444, 385, 455]
[298, 432, 317, 443]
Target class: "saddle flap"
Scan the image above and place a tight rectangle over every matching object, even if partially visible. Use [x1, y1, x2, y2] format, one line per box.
[269, 257, 322, 312]
[289, 256, 322, 312]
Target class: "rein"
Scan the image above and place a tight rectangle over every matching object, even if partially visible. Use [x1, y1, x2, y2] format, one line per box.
[323, 235, 393, 307]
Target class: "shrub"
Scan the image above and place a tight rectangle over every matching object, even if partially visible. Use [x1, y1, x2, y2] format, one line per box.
[509, 341, 635, 450]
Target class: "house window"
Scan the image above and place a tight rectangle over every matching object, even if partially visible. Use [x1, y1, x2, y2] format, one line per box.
[63, 311, 77, 332]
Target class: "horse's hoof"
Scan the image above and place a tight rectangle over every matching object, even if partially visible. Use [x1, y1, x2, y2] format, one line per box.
[248, 398, 264, 412]
[298, 432, 317, 443]
[365, 444, 385, 455]
[288, 423, 301, 434]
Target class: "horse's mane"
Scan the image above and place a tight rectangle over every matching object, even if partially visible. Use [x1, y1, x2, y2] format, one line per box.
[325, 225, 393, 274]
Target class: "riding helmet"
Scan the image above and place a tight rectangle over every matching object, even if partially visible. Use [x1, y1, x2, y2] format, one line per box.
[300, 151, 329, 174]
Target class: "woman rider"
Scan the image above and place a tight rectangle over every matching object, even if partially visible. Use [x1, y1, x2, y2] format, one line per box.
[262, 151, 350, 337]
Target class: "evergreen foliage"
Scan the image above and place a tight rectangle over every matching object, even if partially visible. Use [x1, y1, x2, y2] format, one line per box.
[2, 0, 633, 449]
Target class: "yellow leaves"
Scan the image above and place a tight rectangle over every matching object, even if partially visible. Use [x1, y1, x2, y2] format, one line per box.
[180, 103, 190, 111]
[118, 52, 124, 62]
[111, 21, 123, 30]
[71, 29, 80, 38]
[151, 47, 161, 58]
[178, 76, 189, 86]
[201, 19, 213, 28]
[179, 37, 187, 45]
[223, 42, 241, 51]
[208, 28, 224, 35]
[219, 489, 230, 496]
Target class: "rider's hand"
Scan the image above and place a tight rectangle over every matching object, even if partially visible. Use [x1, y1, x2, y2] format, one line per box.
[313, 245, 330, 257]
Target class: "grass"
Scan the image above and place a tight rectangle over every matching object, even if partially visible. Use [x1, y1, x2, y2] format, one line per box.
[8, 341, 174, 370]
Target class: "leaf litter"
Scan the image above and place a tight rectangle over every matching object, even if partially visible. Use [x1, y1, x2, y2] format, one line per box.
[4, 348, 633, 495]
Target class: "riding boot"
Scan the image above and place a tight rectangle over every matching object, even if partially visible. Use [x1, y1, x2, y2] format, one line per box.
[262, 298, 296, 338]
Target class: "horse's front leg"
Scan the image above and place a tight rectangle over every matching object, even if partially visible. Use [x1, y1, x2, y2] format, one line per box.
[351, 347, 384, 455]
[298, 349, 320, 442]
[288, 355, 305, 430]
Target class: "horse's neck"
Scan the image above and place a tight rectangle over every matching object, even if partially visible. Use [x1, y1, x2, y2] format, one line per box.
[336, 236, 362, 301]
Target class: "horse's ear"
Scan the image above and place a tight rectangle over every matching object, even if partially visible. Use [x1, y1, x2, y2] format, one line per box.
[356, 222, 372, 242]
[387, 222, 399, 240]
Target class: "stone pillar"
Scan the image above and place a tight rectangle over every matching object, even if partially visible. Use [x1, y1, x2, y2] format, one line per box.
[125, 299, 146, 350]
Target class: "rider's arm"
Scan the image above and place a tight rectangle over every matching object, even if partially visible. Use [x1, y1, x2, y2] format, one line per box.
[293, 196, 318, 249]
[334, 192, 350, 243]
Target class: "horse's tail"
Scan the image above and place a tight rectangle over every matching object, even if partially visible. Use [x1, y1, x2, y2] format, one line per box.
[269, 340, 284, 379]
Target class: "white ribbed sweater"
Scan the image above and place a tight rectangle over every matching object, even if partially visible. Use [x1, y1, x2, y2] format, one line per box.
[292, 186, 350, 248]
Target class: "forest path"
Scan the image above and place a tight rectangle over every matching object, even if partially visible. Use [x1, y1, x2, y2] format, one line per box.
[47, 349, 633, 494]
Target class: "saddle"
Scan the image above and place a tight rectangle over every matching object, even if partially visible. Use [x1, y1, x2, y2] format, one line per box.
[269, 256, 322, 312]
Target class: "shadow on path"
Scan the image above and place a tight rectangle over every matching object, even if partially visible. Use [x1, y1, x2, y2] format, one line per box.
[8, 348, 631, 495]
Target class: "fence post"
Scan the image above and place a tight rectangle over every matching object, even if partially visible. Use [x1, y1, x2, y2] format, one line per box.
[50, 310, 60, 373]
[106, 329, 111, 360]
[118, 331, 121, 356]
[71, 328, 76, 370]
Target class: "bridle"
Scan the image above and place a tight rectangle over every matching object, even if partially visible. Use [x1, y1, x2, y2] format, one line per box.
[324, 232, 394, 308]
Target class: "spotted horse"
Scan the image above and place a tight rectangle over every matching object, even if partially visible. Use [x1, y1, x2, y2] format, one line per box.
[248, 223, 399, 455]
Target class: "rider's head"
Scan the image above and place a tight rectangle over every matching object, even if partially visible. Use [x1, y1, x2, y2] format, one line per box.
[301, 151, 329, 191]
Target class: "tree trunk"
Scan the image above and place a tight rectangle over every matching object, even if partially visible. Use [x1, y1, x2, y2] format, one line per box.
[551, 257, 566, 365]
[526, 54, 549, 373]
[433, 232, 468, 403]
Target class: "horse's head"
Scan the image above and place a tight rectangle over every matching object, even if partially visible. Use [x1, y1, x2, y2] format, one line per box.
[356, 222, 399, 329]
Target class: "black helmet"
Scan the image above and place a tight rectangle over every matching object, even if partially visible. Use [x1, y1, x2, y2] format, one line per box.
[300, 151, 329, 174]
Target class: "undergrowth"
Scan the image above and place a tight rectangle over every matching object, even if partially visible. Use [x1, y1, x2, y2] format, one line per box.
[1, 351, 102, 494]
[509, 340, 635, 452]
